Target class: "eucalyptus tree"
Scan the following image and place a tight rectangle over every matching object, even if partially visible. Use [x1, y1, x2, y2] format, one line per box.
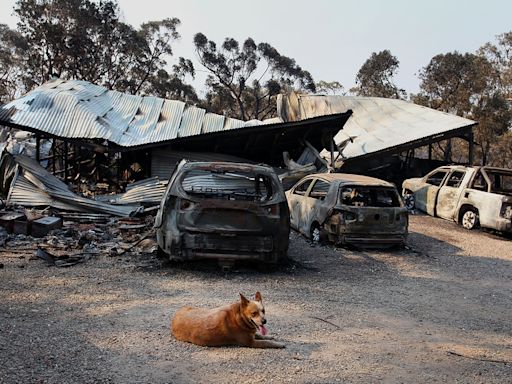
[194, 32, 315, 120]
[353, 50, 406, 99]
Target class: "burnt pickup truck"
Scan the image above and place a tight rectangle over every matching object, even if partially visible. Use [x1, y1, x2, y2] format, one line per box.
[402, 165, 512, 233]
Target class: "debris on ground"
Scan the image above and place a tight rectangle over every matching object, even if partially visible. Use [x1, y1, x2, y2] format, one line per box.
[0, 206, 157, 267]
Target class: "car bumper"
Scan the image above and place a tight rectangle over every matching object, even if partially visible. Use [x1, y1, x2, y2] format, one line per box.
[494, 218, 512, 233]
[157, 230, 287, 263]
[328, 231, 407, 248]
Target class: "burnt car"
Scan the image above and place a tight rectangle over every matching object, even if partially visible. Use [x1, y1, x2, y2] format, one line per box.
[155, 161, 290, 265]
[286, 173, 408, 247]
[402, 165, 512, 233]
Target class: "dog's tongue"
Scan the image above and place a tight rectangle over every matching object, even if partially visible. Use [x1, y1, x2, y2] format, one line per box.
[259, 324, 268, 336]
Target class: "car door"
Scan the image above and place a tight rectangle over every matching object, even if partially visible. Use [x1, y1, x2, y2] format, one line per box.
[416, 170, 449, 216]
[435, 170, 467, 220]
[287, 178, 313, 231]
[290, 178, 331, 236]
[305, 179, 332, 227]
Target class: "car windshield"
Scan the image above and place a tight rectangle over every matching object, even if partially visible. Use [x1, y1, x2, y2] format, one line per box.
[484, 169, 512, 196]
[339, 186, 401, 207]
[181, 169, 274, 201]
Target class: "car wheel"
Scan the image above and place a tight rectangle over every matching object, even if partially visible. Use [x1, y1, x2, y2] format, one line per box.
[403, 191, 415, 210]
[461, 208, 479, 230]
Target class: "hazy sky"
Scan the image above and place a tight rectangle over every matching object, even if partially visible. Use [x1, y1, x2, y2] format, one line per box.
[1, 0, 511, 97]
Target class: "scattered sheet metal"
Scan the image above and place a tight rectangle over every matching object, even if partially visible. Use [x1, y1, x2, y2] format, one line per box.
[96, 177, 168, 205]
[36, 246, 94, 267]
[3, 152, 141, 217]
[0, 78, 281, 148]
[59, 212, 112, 223]
[277, 93, 477, 162]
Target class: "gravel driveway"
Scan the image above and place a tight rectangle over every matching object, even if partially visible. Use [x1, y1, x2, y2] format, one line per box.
[1, 214, 511, 383]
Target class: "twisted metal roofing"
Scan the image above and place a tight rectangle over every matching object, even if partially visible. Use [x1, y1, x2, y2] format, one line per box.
[0, 79, 278, 147]
[6, 153, 141, 216]
[277, 94, 477, 160]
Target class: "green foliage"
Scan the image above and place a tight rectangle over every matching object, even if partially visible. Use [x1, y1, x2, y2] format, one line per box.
[0, 24, 26, 102]
[194, 32, 315, 120]
[479, 32, 512, 96]
[416, 52, 494, 115]
[415, 49, 512, 165]
[315, 80, 344, 95]
[0, 0, 194, 101]
[353, 50, 406, 99]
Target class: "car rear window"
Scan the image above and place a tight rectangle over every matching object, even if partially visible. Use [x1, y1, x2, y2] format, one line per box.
[340, 186, 401, 207]
[181, 169, 275, 201]
[485, 170, 512, 195]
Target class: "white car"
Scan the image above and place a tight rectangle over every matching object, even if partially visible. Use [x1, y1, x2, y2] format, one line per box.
[402, 165, 512, 232]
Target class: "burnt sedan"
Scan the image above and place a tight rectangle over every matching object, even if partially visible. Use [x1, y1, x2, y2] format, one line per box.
[155, 161, 290, 266]
[286, 173, 408, 248]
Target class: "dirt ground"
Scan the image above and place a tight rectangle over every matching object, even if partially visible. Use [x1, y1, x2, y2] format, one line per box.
[1, 213, 511, 384]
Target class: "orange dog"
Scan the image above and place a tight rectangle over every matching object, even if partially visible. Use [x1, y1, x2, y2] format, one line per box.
[171, 292, 284, 348]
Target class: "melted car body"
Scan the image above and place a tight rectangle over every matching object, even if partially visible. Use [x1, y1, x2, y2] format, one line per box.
[155, 161, 290, 264]
[286, 173, 408, 248]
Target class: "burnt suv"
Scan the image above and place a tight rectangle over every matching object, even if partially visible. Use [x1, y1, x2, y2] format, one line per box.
[155, 161, 290, 265]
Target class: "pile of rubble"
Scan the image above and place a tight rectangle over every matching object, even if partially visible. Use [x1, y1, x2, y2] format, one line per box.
[0, 207, 157, 268]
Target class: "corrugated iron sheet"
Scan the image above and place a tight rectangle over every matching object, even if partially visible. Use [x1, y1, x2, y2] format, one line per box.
[5, 153, 141, 216]
[0, 79, 281, 147]
[277, 94, 476, 160]
[150, 147, 254, 180]
[96, 177, 168, 205]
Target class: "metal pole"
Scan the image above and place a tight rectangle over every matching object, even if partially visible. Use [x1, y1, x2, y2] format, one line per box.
[52, 140, 56, 174]
[468, 130, 474, 165]
[64, 141, 68, 180]
[36, 135, 40, 162]
[329, 132, 335, 169]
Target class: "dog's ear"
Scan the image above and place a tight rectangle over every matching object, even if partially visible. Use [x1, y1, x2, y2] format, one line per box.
[255, 291, 263, 302]
[240, 293, 249, 307]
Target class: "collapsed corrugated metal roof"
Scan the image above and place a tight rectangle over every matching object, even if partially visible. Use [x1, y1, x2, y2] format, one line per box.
[160, 112, 352, 166]
[96, 177, 168, 206]
[0, 80, 353, 168]
[3, 152, 141, 216]
[0, 78, 278, 147]
[277, 93, 477, 161]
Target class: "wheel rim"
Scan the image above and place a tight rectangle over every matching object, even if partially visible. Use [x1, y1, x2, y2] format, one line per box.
[462, 211, 476, 229]
[312, 227, 321, 243]
[404, 193, 415, 210]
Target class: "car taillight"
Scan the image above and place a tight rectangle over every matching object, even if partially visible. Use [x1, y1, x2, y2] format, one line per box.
[179, 199, 194, 210]
[266, 204, 280, 215]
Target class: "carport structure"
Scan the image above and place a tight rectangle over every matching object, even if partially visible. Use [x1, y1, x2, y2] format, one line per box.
[277, 93, 477, 178]
[0, 79, 352, 181]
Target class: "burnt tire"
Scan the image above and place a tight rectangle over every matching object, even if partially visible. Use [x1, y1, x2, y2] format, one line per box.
[461, 207, 479, 230]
